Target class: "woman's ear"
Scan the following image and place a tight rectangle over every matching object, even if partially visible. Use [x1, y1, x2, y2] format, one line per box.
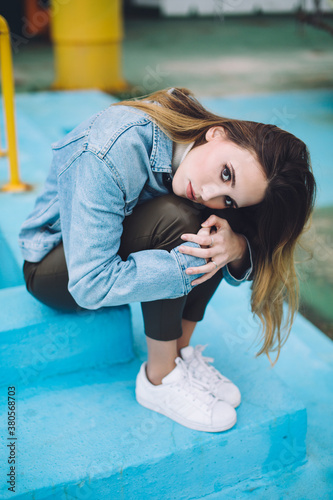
[205, 126, 226, 142]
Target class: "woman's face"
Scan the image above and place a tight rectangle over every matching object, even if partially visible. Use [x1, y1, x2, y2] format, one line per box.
[172, 126, 268, 210]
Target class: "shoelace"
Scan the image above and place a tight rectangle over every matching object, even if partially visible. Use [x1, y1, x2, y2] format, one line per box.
[173, 357, 218, 410]
[189, 345, 230, 393]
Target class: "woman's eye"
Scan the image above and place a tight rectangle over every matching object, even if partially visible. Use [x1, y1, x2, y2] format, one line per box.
[225, 196, 233, 208]
[222, 166, 231, 182]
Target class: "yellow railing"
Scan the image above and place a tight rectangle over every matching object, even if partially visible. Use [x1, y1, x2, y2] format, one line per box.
[0, 15, 30, 192]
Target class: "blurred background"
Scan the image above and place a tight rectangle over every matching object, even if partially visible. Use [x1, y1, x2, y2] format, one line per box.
[0, 5, 332, 496]
[1, 0, 333, 339]
[3, 0, 333, 96]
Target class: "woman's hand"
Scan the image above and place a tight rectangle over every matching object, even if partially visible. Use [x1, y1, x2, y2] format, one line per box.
[178, 214, 248, 286]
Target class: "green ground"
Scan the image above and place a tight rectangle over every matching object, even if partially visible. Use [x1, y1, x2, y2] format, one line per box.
[8, 13, 333, 339]
[298, 206, 333, 340]
[12, 16, 333, 96]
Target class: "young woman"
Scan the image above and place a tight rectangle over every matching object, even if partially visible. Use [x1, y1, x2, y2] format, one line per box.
[19, 87, 316, 433]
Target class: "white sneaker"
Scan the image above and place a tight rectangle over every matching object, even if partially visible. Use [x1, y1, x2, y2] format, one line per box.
[135, 357, 237, 433]
[180, 345, 241, 408]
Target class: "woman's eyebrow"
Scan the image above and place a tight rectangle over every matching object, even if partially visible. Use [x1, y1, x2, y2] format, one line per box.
[230, 164, 236, 188]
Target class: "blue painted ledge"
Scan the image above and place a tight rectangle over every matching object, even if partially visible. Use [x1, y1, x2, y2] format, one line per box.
[0, 286, 134, 388]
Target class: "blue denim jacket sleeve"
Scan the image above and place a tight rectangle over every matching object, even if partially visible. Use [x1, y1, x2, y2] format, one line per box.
[59, 151, 207, 309]
[222, 236, 253, 286]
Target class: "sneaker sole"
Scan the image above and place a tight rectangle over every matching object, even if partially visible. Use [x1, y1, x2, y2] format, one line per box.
[136, 393, 237, 433]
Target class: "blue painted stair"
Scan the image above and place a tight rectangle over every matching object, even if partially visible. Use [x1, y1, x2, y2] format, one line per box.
[0, 283, 308, 500]
[0, 286, 133, 388]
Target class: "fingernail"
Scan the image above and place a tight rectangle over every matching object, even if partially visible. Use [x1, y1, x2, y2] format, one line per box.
[186, 269, 193, 274]
[179, 246, 184, 252]
[180, 235, 187, 240]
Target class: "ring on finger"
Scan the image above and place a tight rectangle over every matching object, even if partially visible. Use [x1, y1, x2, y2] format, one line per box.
[211, 260, 218, 269]
[209, 237, 214, 247]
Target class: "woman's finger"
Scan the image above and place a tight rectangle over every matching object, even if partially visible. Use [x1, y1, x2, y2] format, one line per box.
[202, 215, 231, 231]
[180, 233, 215, 248]
[179, 244, 215, 259]
[197, 226, 211, 237]
[191, 269, 217, 286]
[185, 260, 220, 276]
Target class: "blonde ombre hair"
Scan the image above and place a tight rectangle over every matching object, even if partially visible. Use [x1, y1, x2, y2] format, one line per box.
[114, 88, 316, 364]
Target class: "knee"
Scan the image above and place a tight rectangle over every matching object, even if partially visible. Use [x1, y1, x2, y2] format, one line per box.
[156, 194, 205, 235]
[152, 195, 205, 251]
[120, 194, 206, 255]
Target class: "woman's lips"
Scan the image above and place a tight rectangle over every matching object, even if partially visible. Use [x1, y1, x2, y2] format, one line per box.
[186, 181, 196, 201]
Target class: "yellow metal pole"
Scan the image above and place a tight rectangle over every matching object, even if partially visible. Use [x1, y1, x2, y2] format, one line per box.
[51, 0, 128, 92]
[0, 15, 31, 192]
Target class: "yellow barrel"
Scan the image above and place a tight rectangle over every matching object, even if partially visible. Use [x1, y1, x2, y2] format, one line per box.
[50, 0, 127, 92]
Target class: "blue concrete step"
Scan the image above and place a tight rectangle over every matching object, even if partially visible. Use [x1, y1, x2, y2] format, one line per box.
[0, 228, 23, 289]
[0, 281, 308, 500]
[0, 286, 134, 388]
[0, 356, 306, 500]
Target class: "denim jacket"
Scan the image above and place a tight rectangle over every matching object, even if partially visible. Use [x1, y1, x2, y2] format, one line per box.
[18, 104, 253, 309]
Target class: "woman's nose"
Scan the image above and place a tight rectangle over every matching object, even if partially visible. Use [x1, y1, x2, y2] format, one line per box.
[201, 184, 221, 201]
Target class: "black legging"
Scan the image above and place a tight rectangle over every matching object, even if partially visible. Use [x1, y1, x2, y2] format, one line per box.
[23, 194, 223, 341]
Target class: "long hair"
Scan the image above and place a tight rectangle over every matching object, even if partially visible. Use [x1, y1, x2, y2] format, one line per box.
[114, 87, 316, 364]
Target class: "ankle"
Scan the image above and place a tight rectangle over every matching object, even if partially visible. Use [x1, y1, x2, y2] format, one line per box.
[177, 343, 189, 356]
[146, 361, 177, 386]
